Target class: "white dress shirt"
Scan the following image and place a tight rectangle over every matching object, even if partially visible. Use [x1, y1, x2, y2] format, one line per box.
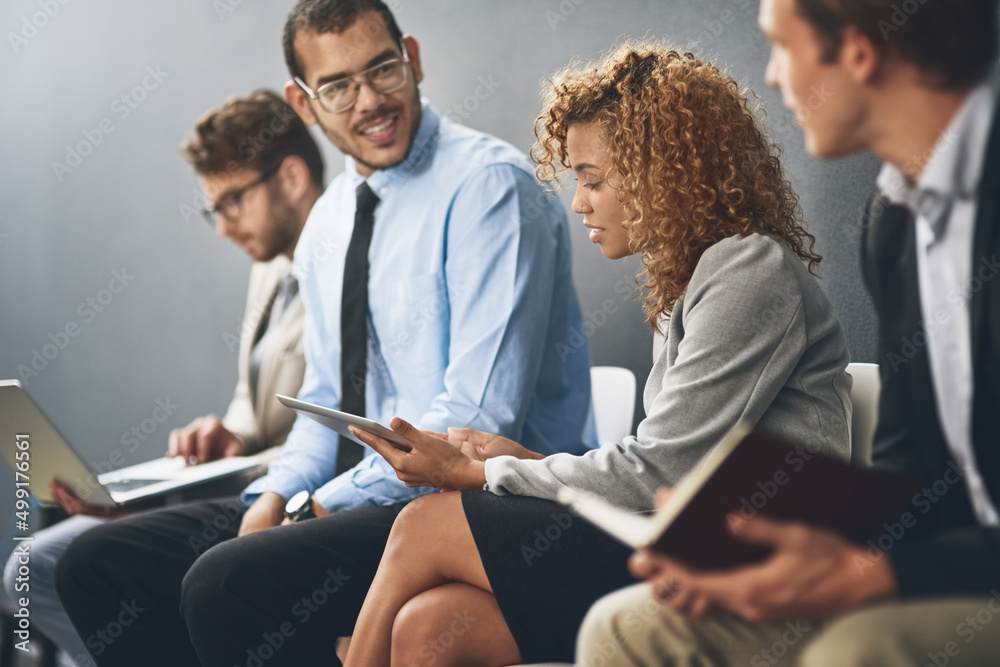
[877, 76, 999, 526]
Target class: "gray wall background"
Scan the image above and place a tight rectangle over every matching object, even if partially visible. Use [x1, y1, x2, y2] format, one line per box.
[0, 0, 878, 527]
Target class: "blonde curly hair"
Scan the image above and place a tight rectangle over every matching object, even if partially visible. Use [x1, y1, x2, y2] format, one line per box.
[533, 42, 821, 332]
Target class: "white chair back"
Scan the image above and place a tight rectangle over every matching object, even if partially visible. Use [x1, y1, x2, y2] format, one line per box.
[846, 362, 880, 467]
[590, 366, 636, 445]
[652, 329, 665, 362]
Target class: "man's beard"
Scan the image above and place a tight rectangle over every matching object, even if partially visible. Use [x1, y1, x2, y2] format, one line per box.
[315, 87, 423, 173]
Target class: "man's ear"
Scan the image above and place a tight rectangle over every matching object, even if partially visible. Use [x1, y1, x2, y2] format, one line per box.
[275, 155, 312, 201]
[839, 26, 882, 86]
[285, 80, 318, 126]
[402, 35, 424, 85]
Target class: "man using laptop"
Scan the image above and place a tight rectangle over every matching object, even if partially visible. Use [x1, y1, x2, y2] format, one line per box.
[575, 0, 1000, 664]
[54, 1, 594, 665]
[3, 89, 319, 666]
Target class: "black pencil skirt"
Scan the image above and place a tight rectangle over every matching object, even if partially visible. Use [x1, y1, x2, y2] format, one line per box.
[461, 489, 637, 663]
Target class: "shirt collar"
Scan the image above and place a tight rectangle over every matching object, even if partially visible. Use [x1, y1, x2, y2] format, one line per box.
[345, 99, 440, 197]
[876, 75, 998, 239]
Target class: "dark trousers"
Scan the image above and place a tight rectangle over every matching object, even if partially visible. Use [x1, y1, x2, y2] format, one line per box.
[55, 497, 405, 667]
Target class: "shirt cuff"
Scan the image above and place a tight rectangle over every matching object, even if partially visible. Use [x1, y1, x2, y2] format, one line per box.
[313, 455, 438, 512]
[241, 474, 304, 507]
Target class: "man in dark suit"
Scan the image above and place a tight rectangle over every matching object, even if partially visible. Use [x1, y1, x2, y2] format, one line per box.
[575, 0, 1000, 664]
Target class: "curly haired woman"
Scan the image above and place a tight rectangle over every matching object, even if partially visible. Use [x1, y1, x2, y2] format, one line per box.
[344, 42, 853, 666]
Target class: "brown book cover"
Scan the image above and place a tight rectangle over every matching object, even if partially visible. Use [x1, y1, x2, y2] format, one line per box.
[559, 422, 920, 571]
[650, 429, 920, 570]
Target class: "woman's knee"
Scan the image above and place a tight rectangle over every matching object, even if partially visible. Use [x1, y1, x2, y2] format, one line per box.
[385, 492, 462, 554]
[391, 594, 434, 663]
[391, 591, 475, 666]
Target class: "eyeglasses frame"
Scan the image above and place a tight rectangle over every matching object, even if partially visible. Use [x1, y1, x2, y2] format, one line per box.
[199, 163, 282, 227]
[293, 41, 412, 114]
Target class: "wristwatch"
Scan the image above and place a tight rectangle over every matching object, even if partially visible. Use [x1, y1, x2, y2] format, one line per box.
[284, 490, 317, 523]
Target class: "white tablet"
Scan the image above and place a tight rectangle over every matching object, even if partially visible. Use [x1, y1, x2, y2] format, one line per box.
[275, 394, 413, 452]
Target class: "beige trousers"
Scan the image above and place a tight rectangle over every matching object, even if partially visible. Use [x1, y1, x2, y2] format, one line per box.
[573, 583, 1000, 667]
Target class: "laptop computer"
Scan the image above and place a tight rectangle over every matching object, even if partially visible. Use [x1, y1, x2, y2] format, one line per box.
[0, 379, 278, 506]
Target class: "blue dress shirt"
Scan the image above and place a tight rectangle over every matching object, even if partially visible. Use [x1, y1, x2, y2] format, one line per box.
[243, 102, 596, 512]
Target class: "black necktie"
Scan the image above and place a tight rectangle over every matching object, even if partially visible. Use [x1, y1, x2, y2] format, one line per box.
[338, 182, 380, 474]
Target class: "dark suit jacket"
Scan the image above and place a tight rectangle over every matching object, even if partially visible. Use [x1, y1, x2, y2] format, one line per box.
[862, 91, 1000, 598]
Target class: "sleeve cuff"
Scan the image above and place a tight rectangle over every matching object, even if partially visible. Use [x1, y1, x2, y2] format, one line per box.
[241, 475, 306, 507]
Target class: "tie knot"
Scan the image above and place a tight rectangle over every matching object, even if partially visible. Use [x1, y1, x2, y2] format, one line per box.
[356, 182, 380, 213]
[914, 188, 952, 240]
[281, 273, 299, 299]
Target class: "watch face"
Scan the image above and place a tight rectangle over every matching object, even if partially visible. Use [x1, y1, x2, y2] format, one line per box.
[285, 489, 311, 516]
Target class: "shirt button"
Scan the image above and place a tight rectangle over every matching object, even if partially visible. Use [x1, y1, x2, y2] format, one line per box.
[380, 187, 388, 196]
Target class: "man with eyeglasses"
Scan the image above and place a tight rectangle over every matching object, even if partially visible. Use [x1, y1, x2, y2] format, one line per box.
[3, 90, 318, 667]
[54, 1, 595, 666]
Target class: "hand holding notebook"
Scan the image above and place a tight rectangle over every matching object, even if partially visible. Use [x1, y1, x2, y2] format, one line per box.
[558, 421, 919, 571]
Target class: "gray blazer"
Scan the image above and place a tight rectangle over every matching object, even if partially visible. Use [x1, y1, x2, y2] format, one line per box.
[484, 233, 853, 511]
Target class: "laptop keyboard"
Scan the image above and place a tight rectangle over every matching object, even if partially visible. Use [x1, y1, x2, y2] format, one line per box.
[103, 478, 168, 493]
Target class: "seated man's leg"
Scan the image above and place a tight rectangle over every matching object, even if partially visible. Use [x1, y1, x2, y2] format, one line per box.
[3, 515, 105, 666]
[181, 503, 406, 667]
[799, 596, 1000, 667]
[577, 583, 813, 666]
[55, 498, 245, 667]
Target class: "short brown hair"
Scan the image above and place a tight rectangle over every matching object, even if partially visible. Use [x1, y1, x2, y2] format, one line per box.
[795, 0, 998, 89]
[182, 89, 324, 185]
